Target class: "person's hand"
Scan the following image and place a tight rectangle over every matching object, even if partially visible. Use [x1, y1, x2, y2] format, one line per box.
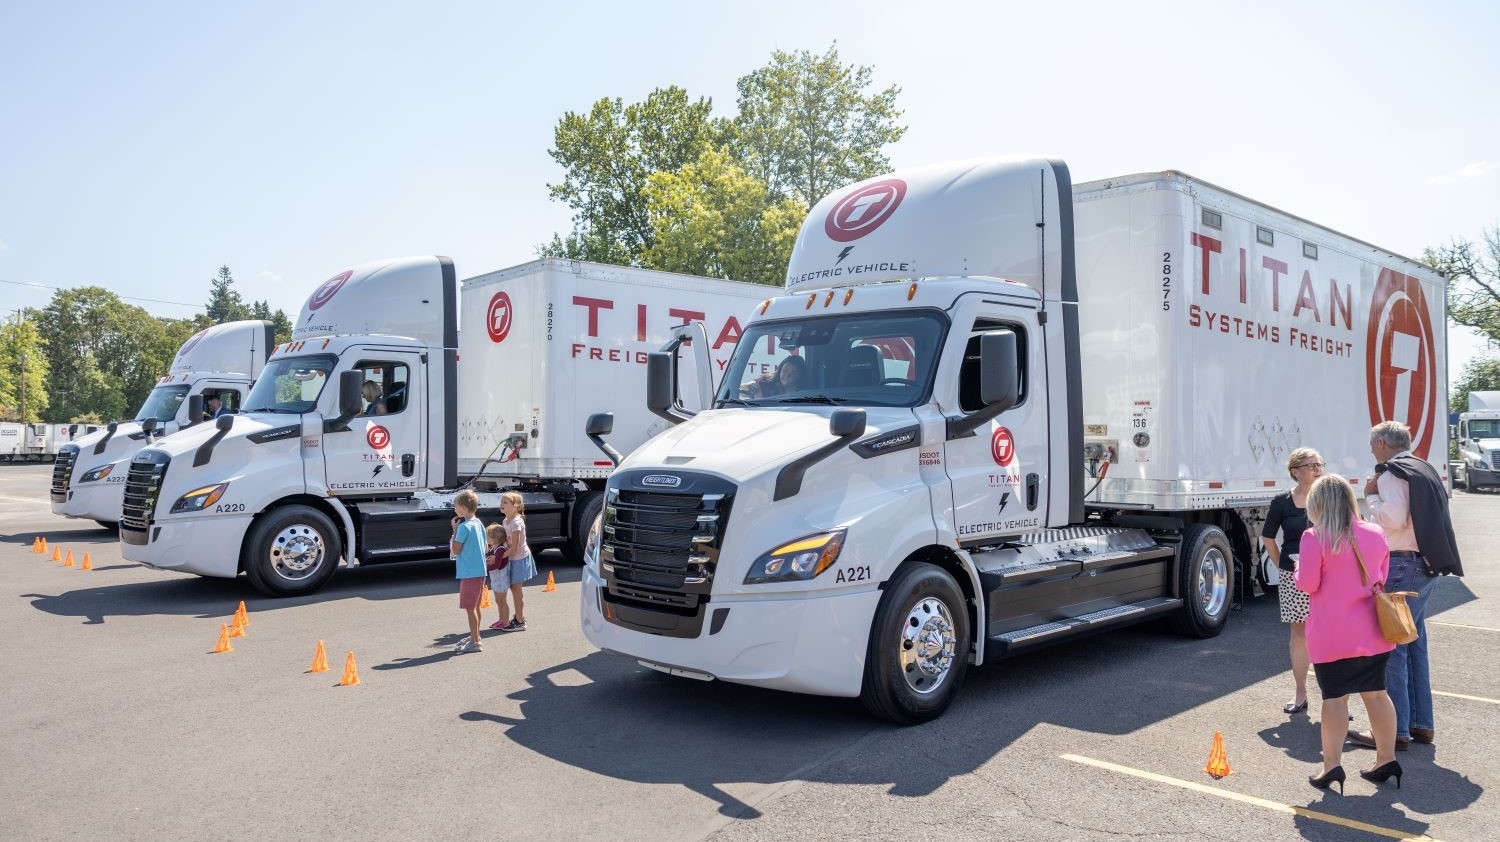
[1364, 477, 1379, 497]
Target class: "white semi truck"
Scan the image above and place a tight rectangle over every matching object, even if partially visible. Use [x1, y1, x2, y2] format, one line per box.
[119, 258, 768, 595]
[581, 158, 1450, 723]
[1453, 390, 1500, 491]
[50, 320, 273, 529]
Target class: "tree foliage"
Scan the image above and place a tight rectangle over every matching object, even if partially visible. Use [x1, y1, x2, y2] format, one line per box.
[641, 148, 807, 286]
[542, 45, 905, 277]
[0, 314, 50, 422]
[252, 300, 294, 345]
[732, 44, 906, 209]
[1425, 225, 1500, 345]
[1452, 356, 1500, 415]
[206, 265, 252, 323]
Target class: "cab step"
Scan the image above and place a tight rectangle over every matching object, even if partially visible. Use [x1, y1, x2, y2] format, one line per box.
[987, 596, 1182, 655]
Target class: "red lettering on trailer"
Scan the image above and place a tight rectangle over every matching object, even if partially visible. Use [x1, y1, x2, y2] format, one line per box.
[1262, 257, 1287, 311]
[1190, 233, 1221, 295]
[487, 292, 513, 343]
[573, 296, 613, 337]
[1366, 269, 1438, 458]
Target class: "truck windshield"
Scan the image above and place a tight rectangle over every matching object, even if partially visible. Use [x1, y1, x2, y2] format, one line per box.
[134, 385, 191, 422]
[1470, 420, 1499, 438]
[243, 355, 337, 414]
[715, 310, 947, 408]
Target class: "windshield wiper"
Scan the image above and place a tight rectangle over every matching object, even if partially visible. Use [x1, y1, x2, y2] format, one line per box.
[716, 398, 755, 407]
[776, 395, 846, 405]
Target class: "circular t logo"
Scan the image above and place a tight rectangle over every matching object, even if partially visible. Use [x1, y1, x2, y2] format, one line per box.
[991, 426, 1015, 466]
[1364, 269, 1438, 458]
[824, 178, 907, 243]
[308, 271, 353, 312]
[487, 291, 513, 343]
[177, 329, 208, 359]
[366, 425, 390, 450]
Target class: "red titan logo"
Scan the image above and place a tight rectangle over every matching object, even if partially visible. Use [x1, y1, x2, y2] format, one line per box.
[366, 424, 390, 450]
[824, 179, 907, 243]
[1365, 269, 1438, 458]
[308, 270, 353, 312]
[177, 329, 208, 358]
[991, 426, 1015, 467]
[487, 292, 513, 343]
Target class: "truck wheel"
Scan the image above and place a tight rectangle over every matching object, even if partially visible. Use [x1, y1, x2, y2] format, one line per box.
[560, 491, 605, 564]
[243, 505, 342, 596]
[859, 562, 970, 724]
[1168, 523, 1232, 638]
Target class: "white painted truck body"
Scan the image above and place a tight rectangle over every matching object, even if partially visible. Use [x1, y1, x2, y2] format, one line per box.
[1455, 390, 1500, 490]
[580, 158, 1448, 722]
[49, 320, 273, 526]
[118, 257, 767, 595]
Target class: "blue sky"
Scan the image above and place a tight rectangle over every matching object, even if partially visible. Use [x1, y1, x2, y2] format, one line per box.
[2, 0, 1496, 378]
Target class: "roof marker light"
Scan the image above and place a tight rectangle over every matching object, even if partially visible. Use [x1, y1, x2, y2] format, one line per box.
[322, 338, 330, 349]
[806, 294, 816, 310]
[843, 289, 854, 305]
[907, 282, 918, 300]
[759, 300, 771, 315]
[823, 290, 835, 307]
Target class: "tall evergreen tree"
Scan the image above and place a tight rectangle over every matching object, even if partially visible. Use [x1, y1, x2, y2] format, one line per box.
[206, 265, 253, 323]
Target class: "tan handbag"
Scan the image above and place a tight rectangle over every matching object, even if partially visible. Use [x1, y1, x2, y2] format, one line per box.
[1352, 540, 1419, 645]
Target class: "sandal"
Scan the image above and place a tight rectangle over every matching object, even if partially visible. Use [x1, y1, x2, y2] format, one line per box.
[489, 620, 507, 630]
[1284, 700, 1308, 714]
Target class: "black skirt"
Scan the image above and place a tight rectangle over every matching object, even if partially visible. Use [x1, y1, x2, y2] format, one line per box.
[1314, 652, 1390, 698]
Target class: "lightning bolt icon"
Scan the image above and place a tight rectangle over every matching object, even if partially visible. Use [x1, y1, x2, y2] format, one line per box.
[372, 463, 385, 478]
[835, 246, 854, 265]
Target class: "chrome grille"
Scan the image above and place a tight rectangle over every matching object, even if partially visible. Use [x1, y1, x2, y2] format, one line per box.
[1490, 451, 1500, 471]
[602, 488, 730, 605]
[120, 456, 169, 534]
[50, 447, 78, 502]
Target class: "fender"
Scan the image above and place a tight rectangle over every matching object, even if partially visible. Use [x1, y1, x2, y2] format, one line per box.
[933, 525, 989, 668]
[323, 496, 362, 567]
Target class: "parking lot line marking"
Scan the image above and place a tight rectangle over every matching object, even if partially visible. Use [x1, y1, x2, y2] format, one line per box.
[1430, 621, 1500, 633]
[1060, 754, 1440, 842]
[1434, 690, 1500, 705]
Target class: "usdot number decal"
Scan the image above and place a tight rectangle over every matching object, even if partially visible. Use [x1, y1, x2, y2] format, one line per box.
[1161, 252, 1172, 311]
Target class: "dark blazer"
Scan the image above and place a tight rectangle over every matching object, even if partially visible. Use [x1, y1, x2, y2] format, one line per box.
[1379, 455, 1464, 577]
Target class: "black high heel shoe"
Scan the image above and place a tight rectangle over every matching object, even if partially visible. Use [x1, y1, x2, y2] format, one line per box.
[1360, 760, 1403, 789]
[1309, 765, 1346, 794]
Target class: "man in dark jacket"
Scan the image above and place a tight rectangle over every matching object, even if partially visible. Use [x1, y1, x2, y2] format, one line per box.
[1349, 420, 1463, 751]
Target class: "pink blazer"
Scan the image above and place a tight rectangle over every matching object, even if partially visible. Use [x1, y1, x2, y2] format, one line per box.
[1295, 521, 1395, 664]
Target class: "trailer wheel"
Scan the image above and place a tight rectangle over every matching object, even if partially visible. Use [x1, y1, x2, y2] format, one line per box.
[1168, 523, 1232, 638]
[859, 562, 970, 724]
[243, 505, 342, 596]
[560, 491, 605, 565]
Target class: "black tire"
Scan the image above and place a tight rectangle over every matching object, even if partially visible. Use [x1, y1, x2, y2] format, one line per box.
[559, 490, 605, 564]
[95, 520, 120, 533]
[1256, 545, 1278, 599]
[242, 504, 343, 596]
[1168, 523, 1233, 638]
[859, 562, 971, 724]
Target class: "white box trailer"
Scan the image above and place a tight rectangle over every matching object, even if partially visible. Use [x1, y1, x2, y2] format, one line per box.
[582, 159, 1449, 722]
[119, 258, 770, 595]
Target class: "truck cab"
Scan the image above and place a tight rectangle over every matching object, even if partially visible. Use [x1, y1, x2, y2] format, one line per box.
[1455, 390, 1500, 491]
[51, 320, 272, 529]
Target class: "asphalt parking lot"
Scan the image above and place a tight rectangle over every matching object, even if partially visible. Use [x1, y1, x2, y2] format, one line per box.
[2, 463, 1496, 841]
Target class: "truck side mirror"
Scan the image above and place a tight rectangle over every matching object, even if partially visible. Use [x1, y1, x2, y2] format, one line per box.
[216, 413, 234, 432]
[774, 408, 868, 502]
[324, 371, 366, 433]
[646, 352, 693, 426]
[585, 412, 623, 467]
[829, 408, 867, 438]
[142, 418, 159, 436]
[185, 395, 204, 428]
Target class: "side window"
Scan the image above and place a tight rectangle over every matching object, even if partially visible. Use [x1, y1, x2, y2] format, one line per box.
[354, 362, 409, 416]
[958, 319, 1027, 413]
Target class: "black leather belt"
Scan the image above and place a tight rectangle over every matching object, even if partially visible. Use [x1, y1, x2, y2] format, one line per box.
[1389, 550, 1423, 558]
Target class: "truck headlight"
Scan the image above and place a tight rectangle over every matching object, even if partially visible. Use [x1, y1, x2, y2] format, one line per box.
[744, 530, 846, 584]
[80, 464, 114, 483]
[170, 483, 229, 513]
[584, 513, 603, 574]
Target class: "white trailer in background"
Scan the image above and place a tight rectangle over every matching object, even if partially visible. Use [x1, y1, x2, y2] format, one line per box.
[119, 258, 768, 595]
[50, 321, 273, 529]
[0, 422, 100, 462]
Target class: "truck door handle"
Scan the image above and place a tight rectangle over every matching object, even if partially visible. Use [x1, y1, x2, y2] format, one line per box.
[402, 454, 415, 477]
[1026, 473, 1039, 511]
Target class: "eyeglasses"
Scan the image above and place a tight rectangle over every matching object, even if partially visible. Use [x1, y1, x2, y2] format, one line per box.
[1292, 462, 1325, 470]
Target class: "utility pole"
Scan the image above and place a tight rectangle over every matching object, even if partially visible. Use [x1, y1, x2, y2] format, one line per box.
[18, 352, 25, 423]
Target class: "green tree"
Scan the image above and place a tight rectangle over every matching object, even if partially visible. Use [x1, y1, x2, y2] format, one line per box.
[0, 313, 50, 422]
[1424, 226, 1500, 345]
[544, 87, 730, 265]
[206, 265, 253, 323]
[641, 147, 807, 285]
[251, 300, 294, 345]
[1453, 356, 1500, 415]
[732, 43, 906, 209]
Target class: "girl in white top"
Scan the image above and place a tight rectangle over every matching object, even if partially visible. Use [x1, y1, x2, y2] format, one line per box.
[497, 491, 536, 631]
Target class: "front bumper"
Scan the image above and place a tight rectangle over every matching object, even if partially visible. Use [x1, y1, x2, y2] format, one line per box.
[1466, 466, 1500, 488]
[121, 512, 253, 578]
[51, 477, 127, 522]
[579, 563, 881, 698]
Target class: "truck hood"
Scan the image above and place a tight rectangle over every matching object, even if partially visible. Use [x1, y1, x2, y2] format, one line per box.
[68, 421, 155, 468]
[139, 412, 300, 458]
[619, 406, 908, 480]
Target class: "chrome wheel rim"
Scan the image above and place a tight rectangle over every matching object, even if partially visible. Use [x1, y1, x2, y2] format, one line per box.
[898, 596, 956, 695]
[270, 524, 324, 581]
[1198, 546, 1229, 618]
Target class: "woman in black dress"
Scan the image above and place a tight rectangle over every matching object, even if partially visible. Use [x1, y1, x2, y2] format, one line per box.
[1259, 447, 1324, 714]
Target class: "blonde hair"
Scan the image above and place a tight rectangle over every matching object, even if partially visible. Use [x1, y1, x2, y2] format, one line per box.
[501, 491, 525, 516]
[485, 523, 505, 545]
[453, 489, 479, 515]
[1286, 447, 1321, 479]
[1305, 474, 1358, 553]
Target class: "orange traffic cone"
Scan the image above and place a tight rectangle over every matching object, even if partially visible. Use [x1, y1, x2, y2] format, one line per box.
[480, 586, 493, 609]
[32, 536, 43, 553]
[39, 537, 48, 554]
[80, 553, 92, 571]
[1204, 731, 1231, 778]
[543, 570, 557, 592]
[228, 615, 246, 638]
[309, 640, 329, 673]
[338, 652, 361, 686]
[63, 549, 75, 568]
[51, 545, 61, 562]
[234, 600, 250, 628]
[212, 623, 234, 654]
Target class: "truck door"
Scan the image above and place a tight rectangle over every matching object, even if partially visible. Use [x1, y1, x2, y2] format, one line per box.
[323, 356, 425, 494]
[941, 307, 1049, 539]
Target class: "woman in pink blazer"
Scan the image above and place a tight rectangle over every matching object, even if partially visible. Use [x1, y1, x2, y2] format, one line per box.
[1296, 474, 1401, 793]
